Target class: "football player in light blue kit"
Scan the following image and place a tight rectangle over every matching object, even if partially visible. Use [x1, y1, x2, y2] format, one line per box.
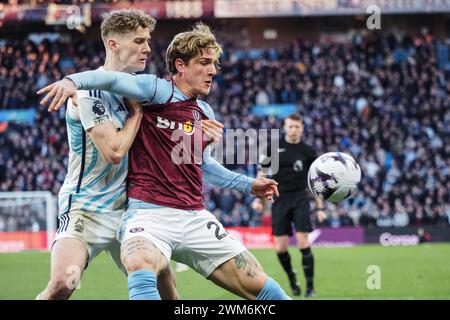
[36, 9, 179, 300]
[39, 24, 290, 300]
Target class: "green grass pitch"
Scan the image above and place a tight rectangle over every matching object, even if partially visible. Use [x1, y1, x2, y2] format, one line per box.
[1, 244, 449, 300]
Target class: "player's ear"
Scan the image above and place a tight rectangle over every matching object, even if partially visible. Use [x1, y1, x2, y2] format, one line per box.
[107, 37, 118, 51]
[175, 58, 186, 74]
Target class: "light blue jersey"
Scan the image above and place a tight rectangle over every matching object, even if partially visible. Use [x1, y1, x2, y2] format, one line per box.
[59, 69, 129, 215]
[67, 70, 255, 210]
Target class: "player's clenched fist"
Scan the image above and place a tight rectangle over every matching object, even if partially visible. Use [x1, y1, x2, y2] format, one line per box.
[251, 177, 280, 203]
[37, 78, 78, 112]
[201, 119, 224, 144]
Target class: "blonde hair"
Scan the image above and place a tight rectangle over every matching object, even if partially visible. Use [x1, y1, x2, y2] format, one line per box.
[101, 9, 156, 42]
[166, 22, 222, 75]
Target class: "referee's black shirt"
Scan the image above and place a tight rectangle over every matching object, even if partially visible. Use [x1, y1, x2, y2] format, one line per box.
[261, 138, 317, 195]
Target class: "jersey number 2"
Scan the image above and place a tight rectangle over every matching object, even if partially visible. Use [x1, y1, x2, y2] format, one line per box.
[207, 221, 228, 240]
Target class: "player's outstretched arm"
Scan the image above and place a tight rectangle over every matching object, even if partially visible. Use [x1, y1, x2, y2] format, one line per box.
[38, 70, 158, 112]
[202, 149, 255, 193]
[202, 150, 278, 201]
[67, 70, 148, 100]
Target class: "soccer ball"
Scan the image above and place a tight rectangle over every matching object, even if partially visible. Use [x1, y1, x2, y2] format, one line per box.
[307, 152, 361, 203]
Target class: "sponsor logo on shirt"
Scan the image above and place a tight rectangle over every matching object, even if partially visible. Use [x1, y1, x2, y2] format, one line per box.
[183, 121, 194, 134]
[156, 116, 196, 136]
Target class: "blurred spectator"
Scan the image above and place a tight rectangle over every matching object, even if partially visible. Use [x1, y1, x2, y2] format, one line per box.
[417, 227, 432, 243]
[0, 204, 46, 232]
[376, 205, 393, 227]
[1, 1, 148, 4]
[392, 200, 410, 227]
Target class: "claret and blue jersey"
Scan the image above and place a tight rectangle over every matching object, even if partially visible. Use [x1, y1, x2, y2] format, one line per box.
[64, 69, 254, 212]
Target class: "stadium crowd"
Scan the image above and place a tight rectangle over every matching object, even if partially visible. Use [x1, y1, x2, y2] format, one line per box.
[0, 0, 145, 4]
[0, 201, 46, 232]
[0, 29, 449, 230]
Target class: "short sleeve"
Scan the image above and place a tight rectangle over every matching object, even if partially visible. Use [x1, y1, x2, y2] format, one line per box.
[77, 93, 113, 130]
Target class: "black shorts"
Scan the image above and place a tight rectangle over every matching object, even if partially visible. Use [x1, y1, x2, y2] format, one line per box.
[271, 190, 312, 236]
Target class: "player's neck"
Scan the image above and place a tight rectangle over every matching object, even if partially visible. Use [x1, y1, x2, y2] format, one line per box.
[103, 60, 129, 73]
[285, 137, 301, 144]
[172, 76, 197, 99]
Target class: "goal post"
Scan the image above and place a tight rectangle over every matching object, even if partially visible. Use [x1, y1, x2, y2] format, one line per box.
[0, 191, 57, 252]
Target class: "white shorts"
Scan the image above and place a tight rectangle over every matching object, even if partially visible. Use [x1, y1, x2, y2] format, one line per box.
[54, 209, 125, 274]
[119, 207, 246, 278]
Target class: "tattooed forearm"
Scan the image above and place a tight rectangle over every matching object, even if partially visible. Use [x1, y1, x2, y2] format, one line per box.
[233, 251, 262, 278]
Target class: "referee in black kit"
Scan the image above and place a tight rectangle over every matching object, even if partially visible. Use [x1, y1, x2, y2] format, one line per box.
[252, 113, 326, 298]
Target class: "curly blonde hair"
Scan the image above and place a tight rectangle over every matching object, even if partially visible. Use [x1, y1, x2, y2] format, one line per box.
[101, 9, 156, 41]
[166, 22, 222, 75]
